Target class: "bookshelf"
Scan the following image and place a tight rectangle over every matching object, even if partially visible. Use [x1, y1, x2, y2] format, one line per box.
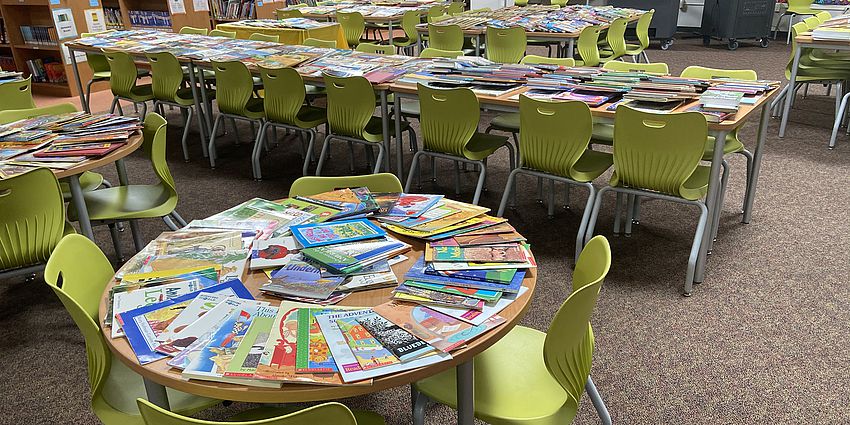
[0, 7, 14, 71]
[210, 0, 260, 25]
[104, 0, 212, 33]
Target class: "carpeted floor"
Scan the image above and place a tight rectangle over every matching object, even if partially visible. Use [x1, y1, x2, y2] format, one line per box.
[2, 35, 849, 425]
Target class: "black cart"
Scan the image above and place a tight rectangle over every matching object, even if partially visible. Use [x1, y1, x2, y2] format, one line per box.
[607, 0, 680, 50]
[701, 0, 777, 50]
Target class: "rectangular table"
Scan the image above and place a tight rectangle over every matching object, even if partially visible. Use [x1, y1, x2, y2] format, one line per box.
[215, 21, 350, 49]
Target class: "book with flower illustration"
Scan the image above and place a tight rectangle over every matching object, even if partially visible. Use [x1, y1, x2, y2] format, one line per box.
[290, 219, 386, 248]
[335, 315, 400, 371]
[295, 307, 342, 373]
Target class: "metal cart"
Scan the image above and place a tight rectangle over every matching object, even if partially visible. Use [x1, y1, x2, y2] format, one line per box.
[700, 0, 777, 50]
[607, 0, 680, 50]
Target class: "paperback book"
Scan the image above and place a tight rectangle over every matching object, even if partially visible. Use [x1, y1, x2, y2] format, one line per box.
[249, 236, 301, 270]
[290, 218, 386, 248]
[356, 312, 434, 361]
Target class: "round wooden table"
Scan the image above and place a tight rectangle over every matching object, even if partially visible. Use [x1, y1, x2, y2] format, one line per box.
[98, 230, 536, 424]
[58, 132, 144, 240]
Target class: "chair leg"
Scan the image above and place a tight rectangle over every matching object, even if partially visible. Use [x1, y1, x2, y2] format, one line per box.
[454, 161, 461, 195]
[404, 151, 424, 193]
[128, 220, 144, 252]
[180, 106, 193, 162]
[472, 160, 486, 205]
[709, 159, 730, 250]
[537, 177, 543, 203]
[583, 186, 610, 248]
[412, 386, 429, 425]
[576, 183, 596, 256]
[107, 223, 124, 263]
[302, 129, 316, 176]
[348, 142, 356, 172]
[624, 194, 635, 236]
[195, 103, 209, 158]
[170, 211, 188, 227]
[315, 135, 333, 176]
[85, 79, 95, 112]
[613, 192, 623, 235]
[497, 167, 521, 217]
[140, 102, 147, 118]
[230, 118, 240, 143]
[373, 143, 385, 174]
[586, 376, 612, 425]
[563, 184, 571, 209]
[208, 114, 224, 169]
[548, 179, 556, 218]
[163, 214, 179, 231]
[252, 121, 268, 180]
[109, 96, 119, 114]
[686, 202, 710, 296]
[738, 149, 754, 213]
[831, 91, 850, 149]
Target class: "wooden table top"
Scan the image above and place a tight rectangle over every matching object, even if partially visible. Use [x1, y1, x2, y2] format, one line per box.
[53, 131, 143, 179]
[97, 230, 537, 403]
[414, 13, 642, 38]
[794, 32, 850, 48]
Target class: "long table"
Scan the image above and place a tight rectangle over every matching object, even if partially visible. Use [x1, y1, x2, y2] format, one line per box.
[293, 4, 441, 45]
[215, 20, 350, 48]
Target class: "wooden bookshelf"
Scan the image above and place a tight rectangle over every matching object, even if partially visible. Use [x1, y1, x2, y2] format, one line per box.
[111, 0, 211, 32]
[210, 0, 260, 26]
[0, 7, 14, 71]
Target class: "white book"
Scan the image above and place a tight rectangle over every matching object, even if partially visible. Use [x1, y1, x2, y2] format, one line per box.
[155, 293, 234, 343]
[249, 236, 301, 270]
[315, 309, 452, 383]
[428, 286, 529, 326]
[156, 298, 268, 356]
[338, 270, 398, 292]
[110, 278, 205, 338]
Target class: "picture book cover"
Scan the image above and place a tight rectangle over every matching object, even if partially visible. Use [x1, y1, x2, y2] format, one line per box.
[371, 302, 506, 353]
[182, 304, 266, 381]
[429, 286, 529, 326]
[401, 280, 501, 303]
[274, 198, 339, 223]
[386, 194, 443, 217]
[118, 280, 253, 365]
[424, 264, 518, 285]
[371, 192, 401, 215]
[315, 309, 452, 382]
[422, 216, 509, 241]
[264, 259, 345, 299]
[223, 305, 280, 378]
[151, 229, 247, 255]
[105, 269, 220, 326]
[335, 315, 400, 371]
[301, 238, 407, 274]
[388, 204, 460, 229]
[356, 312, 434, 362]
[429, 245, 537, 271]
[453, 231, 526, 247]
[120, 248, 250, 283]
[430, 244, 526, 263]
[338, 270, 398, 292]
[455, 222, 515, 237]
[110, 278, 206, 338]
[296, 187, 378, 220]
[384, 216, 487, 239]
[290, 219, 386, 248]
[250, 236, 301, 270]
[393, 284, 485, 310]
[407, 257, 525, 294]
[295, 307, 340, 373]
[155, 296, 249, 356]
[408, 200, 488, 232]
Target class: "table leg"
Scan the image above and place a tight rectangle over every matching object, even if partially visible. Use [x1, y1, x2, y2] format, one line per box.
[456, 361, 474, 425]
[380, 90, 391, 173]
[194, 62, 214, 138]
[143, 378, 171, 410]
[694, 129, 728, 284]
[778, 45, 801, 138]
[68, 174, 94, 240]
[394, 93, 404, 180]
[417, 32, 423, 55]
[68, 47, 88, 113]
[475, 34, 481, 57]
[185, 61, 209, 152]
[743, 105, 771, 224]
[566, 38, 575, 58]
[115, 158, 130, 186]
[387, 21, 394, 45]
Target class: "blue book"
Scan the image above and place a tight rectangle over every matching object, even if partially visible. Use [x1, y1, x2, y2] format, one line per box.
[301, 239, 405, 274]
[289, 219, 386, 248]
[118, 279, 253, 365]
[405, 257, 524, 294]
[423, 263, 518, 285]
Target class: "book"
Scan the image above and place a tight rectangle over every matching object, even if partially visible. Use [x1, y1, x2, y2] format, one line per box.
[371, 192, 401, 215]
[154, 295, 249, 356]
[290, 219, 386, 248]
[356, 312, 434, 361]
[261, 260, 345, 300]
[295, 187, 379, 220]
[371, 302, 506, 352]
[424, 265, 517, 285]
[393, 284, 486, 310]
[453, 231, 526, 247]
[428, 244, 527, 263]
[105, 269, 220, 326]
[386, 194, 444, 217]
[249, 236, 301, 270]
[406, 257, 524, 294]
[300, 238, 408, 274]
[274, 198, 339, 223]
[335, 316, 400, 371]
[110, 277, 207, 338]
[222, 305, 282, 387]
[295, 307, 341, 373]
[429, 286, 529, 326]
[402, 280, 502, 303]
[338, 270, 398, 292]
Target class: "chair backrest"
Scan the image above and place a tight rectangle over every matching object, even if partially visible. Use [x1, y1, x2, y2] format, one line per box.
[179, 26, 208, 35]
[355, 42, 393, 54]
[417, 83, 479, 157]
[576, 25, 601, 67]
[518, 95, 594, 179]
[514, 0, 529, 6]
[787, 22, 810, 78]
[103, 50, 141, 98]
[787, 0, 814, 12]
[209, 29, 237, 38]
[0, 102, 77, 125]
[602, 61, 668, 74]
[137, 399, 358, 425]
[816, 10, 832, 23]
[211, 60, 256, 115]
[551, 0, 567, 7]
[680, 65, 757, 81]
[611, 106, 707, 198]
[635, 9, 653, 49]
[542, 235, 609, 406]
[146, 51, 185, 102]
[289, 173, 403, 196]
[0, 76, 36, 111]
[43, 234, 119, 414]
[803, 15, 820, 29]
[0, 168, 67, 271]
[141, 112, 179, 206]
[336, 11, 365, 47]
[323, 74, 376, 139]
[521, 55, 575, 66]
[250, 32, 280, 42]
[259, 66, 307, 126]
[603, 17, 628, 57]
[485, 26, 526, 64]
[81, 32, 111, 73]
[420, 47, 463, 59]
[277, 8, 304, 19]
[400, 10, 421, 40]
[446, 1, 464, 15]
[428, 24, 464, 51]
[303, 37, 337, 48]
[427, 5, 446, 22]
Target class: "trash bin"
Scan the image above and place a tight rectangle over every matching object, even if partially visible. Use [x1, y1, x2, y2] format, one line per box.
[701, 0, 777, 49]
[607, 0, 680, 50]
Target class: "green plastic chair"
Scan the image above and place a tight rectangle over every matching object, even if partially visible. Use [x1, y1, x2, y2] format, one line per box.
[521, 55, 575, 66]
[81, 31, 150, 111]
[249, 32, 280, 42]
[337, 11, 366, 48]
[412, 235, 612, 425]
[624, 9, 653, 62]
[391, 47, 465, 131]
[0, 76, 36, 111]
[137, 399, 385, 425]
[208, 29, 237, 38]
[428, 24, 464, 51]
[551, 0, 567, 6]
[602, 61, 668, 73]
[574, 25, 601, 67]
[103, 50, 154, 117]
[485, 26, 526, 64]
[257, 66, 328, 177]
[774, 0, 816, 44]
[0, 168, 70, 279]
[289, 173, 403, 197]
[404, 84, 513, 205]
[67, 113, 186, 255]
[0, 103, 110, 200]
[146, 51, 214, 162]
[43, 234, 221, 425]
[419, 47, 463, 59]
[514, 0, 529, 6]
[598, 18, 628, 63]
[585, 106, 712, 296]
[497, 96, 613, 258]
[207, 60, 266, 177]
[302, 37, 337, 48]
[426, 5, 446, 23]
[276, 8, 304, 19]
[179, 26, 208, 35]
[355, 42, 394, 54]
[815, 10, 832, 23]
[316, 74, 414, 175]
[391, 10, 422, 55]
[446, 2, 464, 15]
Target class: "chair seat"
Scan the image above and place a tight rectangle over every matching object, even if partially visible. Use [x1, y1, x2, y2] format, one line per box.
[415, 326, 577, 424]
[59, 171, 104, 200]
[227, 406, 385, 425]
[68, 184, 176, 221]
[244, 97, 265, 119]
[624, 43, 643, 55]
[293, 105, 328, 128]
[126, 84, 154, 102]
[92, 68, 150, 82]
[174, 87, 215, 106]
[703, 132, 745, 160]
[591, 122, 613, 144]
[362, 116, 411, 143]
[463, 131, 508, 161]
[571, 149, 613, 182]
[392, 36, 415, 47]
[489, 112, 520, 132]
[611, 164, 710, 201]
[306, 85, 327, 96]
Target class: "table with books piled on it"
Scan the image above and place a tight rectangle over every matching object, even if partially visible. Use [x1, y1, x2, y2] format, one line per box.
[0, 112, 144, 239]
[99, 187, 537, 424]
[0, 70, 25, 84]
[215, 18, 350, 48]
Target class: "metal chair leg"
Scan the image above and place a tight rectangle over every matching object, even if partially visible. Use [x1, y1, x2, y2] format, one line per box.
[472, 160, 486, 205]
[686, 202, 710, 296]
[208, 114, 224, 169]
[404, 151, 424, 192]
[585, 376, 612, 425]
[315, 135, 333, 176]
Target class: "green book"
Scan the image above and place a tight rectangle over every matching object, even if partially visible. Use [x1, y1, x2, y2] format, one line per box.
[295, 308, 339, 373]
[275, 198, 340, 223]
[222, 305, 279, 379]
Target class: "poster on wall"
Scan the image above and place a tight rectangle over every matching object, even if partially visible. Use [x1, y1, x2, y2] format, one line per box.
[51, 8, 78, 40]
[168, 0, 187, 14]
[84, 8, 107, 33]
[192, 0, 210, 12]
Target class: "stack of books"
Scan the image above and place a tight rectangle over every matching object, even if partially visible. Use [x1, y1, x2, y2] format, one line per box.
[423, 4, 642, 33]
[812, 15, 850, 41]
[0, 70, 23, 84]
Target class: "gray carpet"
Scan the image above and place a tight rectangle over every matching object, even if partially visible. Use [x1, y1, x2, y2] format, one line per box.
[2, 35, 849, 424]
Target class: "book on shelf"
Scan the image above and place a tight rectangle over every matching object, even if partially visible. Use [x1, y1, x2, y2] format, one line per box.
[19, 26, 59, 46]
[25, 58, 66, 84]
[104, 8, 124, 29]
[128, 10, 172, 29]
